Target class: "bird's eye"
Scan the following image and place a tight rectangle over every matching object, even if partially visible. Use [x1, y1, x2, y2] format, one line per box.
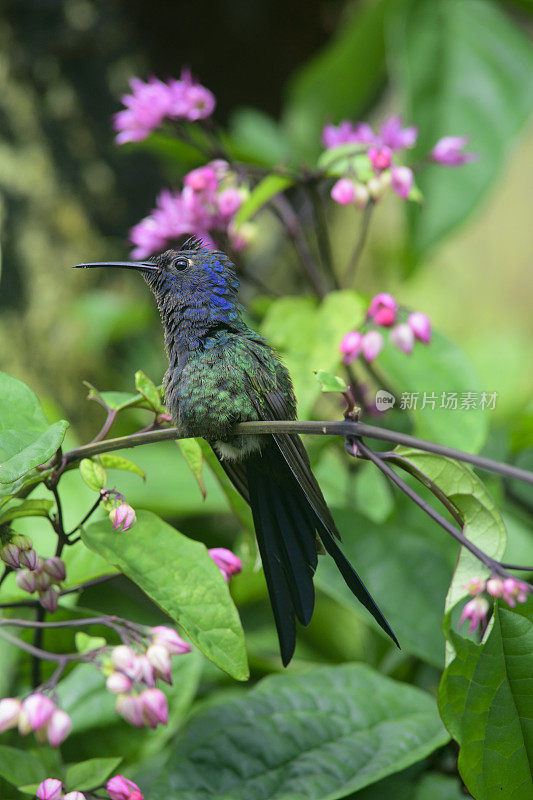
[172, 256, 190, 271]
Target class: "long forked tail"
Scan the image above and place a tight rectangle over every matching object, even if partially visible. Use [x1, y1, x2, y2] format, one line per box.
[242, 437, 398, 665]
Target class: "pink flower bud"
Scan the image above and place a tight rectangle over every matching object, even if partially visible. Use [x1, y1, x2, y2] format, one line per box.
[431, 136, 477, 166]
[18, 548, 38, 570]
[12, 534, 32, 551]
[501, 578, 529, 607]
[116, 694, 144, 727]
[43, 557, 66, 583]
[331, 178, 356, 206]
[184, 165, 217, 192]
[339, 331, 362, 363]
[459, 596, 489, 634]
[217, 187, 243, 217]
[368, 145, 392, 172]
[353, 183, 370, 210]
[408, 311, 432, 344]
[106, 776, 143, 800]
[46, 709, 72, 747]
[146, 645, 172, 684]
[136, 655, 155, 688]
[151, 626, 191, 655]
[368, 293, 398, 320]
[139, 688, 168, 729]
[16, 569, 37, 594]
[208, 548, 242, 582]
[64, 793, 87, 800]
[20, 693, 55, 732]
[390, 323, 415, 354]
[373, 307, 396, 327]
[39, 587, 59, 613]
[111, 646, 140, 679]
[390, 165, 414, 200]
[361, 331, 384, 362]
[36, 571, 52, 591]
[34, 556, 45, 574]
[109, 504, 136, 533]
[0, 697, 21, 732]
[486, 577, 503, 598]
[106, 672, 133, 694]
[36, 779, 63, 800]
[464, 577, 485, 596]
[1, 543, 20, 569]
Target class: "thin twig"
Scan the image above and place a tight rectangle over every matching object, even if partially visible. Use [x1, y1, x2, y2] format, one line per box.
[67, 493, 104, 537]
[32, 605, 46, 689]
[307, 181, 341, 291]
[90, 409, 118, 445]
[0, 627, 81, 663]
[271, 194, 327, 297]
[343, 201, 374, 286]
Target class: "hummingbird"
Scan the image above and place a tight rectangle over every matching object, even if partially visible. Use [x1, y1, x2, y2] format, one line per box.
[74, 239, 397, 664]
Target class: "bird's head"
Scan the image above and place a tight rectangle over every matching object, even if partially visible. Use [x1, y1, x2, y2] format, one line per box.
[73, 238, 241, 321]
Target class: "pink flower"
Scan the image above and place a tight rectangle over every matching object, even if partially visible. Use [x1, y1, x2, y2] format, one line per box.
[502, 578, 530, 607]
[0, 698, 21, 733]
[322, 121, 375, 149]
[39, 587, 59, 613]
[112, 646, 141, 680]
[390, 165, 414, 199]
[331, 178, 356, 205]
[184, 166, 218, 193]
[431, 136, 477, 166]
[379, 115, 418, 150]
[19, 548, 38, 570]
[129, 216, 169, 260]
[339, 331, 363, 364]
[352, 183, 370, 210]
[113, 77, 173, 144]
[1, 543, 20, 569]
[146, 645, 172, 684]
[139, 688, 169, 728]
[217, 187, 243, 217]
[20, 693, 55, 732]
[64, 793, 86, 800]
[46, 709, 72, 747]
[208, 548, 242, 582]
[106, 672, 133, 694]
[16, 569, 38, 594]
[36, 779, 63, 800]
[361, 331, 384, 362]
[408, 311, 432, 343]
[486, 577, 503, 598]
[390, 323, 415, 355]
[116, 694, 144, 728]
[107, 776, 143, 800]
[459, 596, 489, 633]
[368, 146, 392, 173]
[368, 293, 398, 327]
[43, 557, 67, 583]
[136, 655, 156, 688]
[465, 577, 485, 596]
[167, 69, 215, 121]
[110, 504, 136, 533]
[151, 626, 191, 655]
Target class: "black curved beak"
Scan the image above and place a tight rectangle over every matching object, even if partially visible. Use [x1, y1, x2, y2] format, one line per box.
[72, 261, 158, 272]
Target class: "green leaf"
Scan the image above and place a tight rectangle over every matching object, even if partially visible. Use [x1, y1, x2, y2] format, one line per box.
[391, 0, 533, 257]
[0, 499, 53, 524]
[228, 108, 296, 166]
[99, 454, 146, 481]
[282, 0, 393, 159]
[233, 174, 294, 228]
[177, 438, 206, 500]
[148, 663, 449, 800]
[0, 371, 68, 484]
[65, 757, 122, 792]
[314, 369, 347, 393]
[317, 146, 374, 181]
[75, 631, 107, 654]
[0, 745, 47, 787]
[353, 461, 394, 524]
[79, 458, 107, 492]
[97, 390, 147, 411]
[439, 603, 533, 799]
[377, 328, 489, 451]
[135, 370, 164, 413]
[82, 511, 248, 680]
[261, 291, 365, 418]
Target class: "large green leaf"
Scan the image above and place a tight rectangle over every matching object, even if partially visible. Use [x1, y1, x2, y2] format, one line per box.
[234, 174, 294, 228]
[282, 0, 393, 158]
[439, 603, 533, 799]
[0, 745, 47, 787]
[65, 757, 122, 792]
[0, 371, 68, 484]
[82, 511, 248, 680]
[148, 663, 449, 800]
[315, 507, 454, 666]
[261, 291, 365, 418]
[391, 0, 533, 257]
[377, 328, 489, 451]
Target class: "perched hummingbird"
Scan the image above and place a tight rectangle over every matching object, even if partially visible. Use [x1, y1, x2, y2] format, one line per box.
[75, 240, 397, 664]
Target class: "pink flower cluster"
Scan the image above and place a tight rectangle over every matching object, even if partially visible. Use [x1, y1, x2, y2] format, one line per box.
[35, 775, 143, 800]
[129, 161, 250, 259]
[106, 626, 190, 729]
[324, 115, 477, 208]
[109, 503, 136, 532]
[1, 536, 66, 613]
[114, 69, 215, 144]
[460, 575, 530, 633]
[209, 547, 242, 582]
[340, 294, 432, 365]
[0, 693, 71, 748]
